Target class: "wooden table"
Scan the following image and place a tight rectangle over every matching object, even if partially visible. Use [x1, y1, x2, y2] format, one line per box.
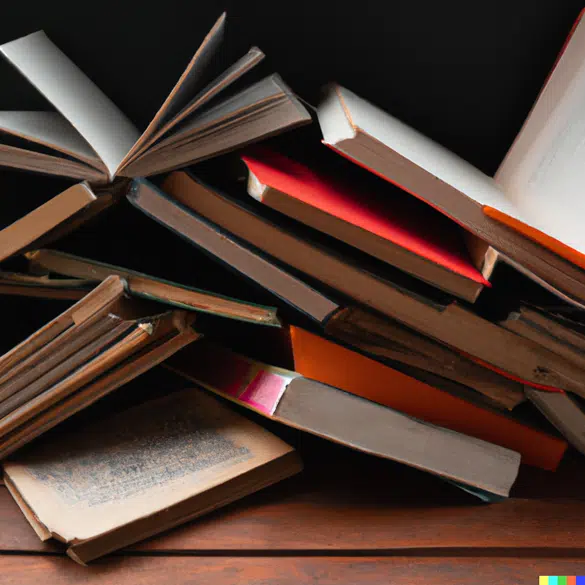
[1, 432, 584, 584]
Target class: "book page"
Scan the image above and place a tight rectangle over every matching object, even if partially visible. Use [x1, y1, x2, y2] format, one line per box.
[0, 31, 140, 180]
[3, 389, 293, 542]
[495, 14, 585, 254]
[0, 111, 105, 172]
[124, 47, 264, 165]
[117, 13, 226, 170]
[123, 76, 311, 176]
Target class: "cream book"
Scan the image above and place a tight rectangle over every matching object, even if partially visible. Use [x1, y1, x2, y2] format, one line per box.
[3, 386, 302, 564]
[0, 13, 310, 184]
[316, 10, 585, 305]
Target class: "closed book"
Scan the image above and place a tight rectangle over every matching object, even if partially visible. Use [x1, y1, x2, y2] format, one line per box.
[289, 327, 567, 471]
[166, 340, 521, 501]
[243, 149, 488, 302]
[316, 9, 585, 305]
[25, 248, 280, 326]
[158, 172, 585, 397]
[0, 276, 200, 458]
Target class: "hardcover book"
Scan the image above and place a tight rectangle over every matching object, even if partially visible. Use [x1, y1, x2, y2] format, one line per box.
[166, 340, 521, 502]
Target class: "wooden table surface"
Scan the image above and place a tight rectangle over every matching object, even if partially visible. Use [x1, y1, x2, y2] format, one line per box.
[0, 429, 583, 584]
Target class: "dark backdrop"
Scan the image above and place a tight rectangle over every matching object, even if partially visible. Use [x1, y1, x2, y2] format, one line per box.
[0, 0, 583, 349]
[1, 0, 583, 173]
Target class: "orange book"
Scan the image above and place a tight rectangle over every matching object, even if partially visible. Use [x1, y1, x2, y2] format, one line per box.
[290, 327, 567, 471]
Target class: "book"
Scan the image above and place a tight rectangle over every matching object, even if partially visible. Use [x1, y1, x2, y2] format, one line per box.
[242, 149, 488, 302]
[165, 340, 520, 501]
[122, 180, 522, 407]
[501, 303, 585, 370]
[0, 182, 115, 264]
[524, 387, 585, 456]
[2, 385, 302, 564]
[0, 276, 200, 459]
[0, 13, 310, 185]
[326, 307, 525, 410]
[24, 248, 280, 326]
[315, 11, 585, 306]
[0, 271, 91, 301]
[127, 178, 342, 324]
[481, 247, 585, 312]
[288, 326, 567, 471]
[157, 171, 585, 396]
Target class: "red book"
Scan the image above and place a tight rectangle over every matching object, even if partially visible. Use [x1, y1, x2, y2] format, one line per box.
[243, 149, 488, 303]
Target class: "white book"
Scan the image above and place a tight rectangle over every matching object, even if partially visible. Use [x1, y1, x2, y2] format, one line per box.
[317, 11, 585, 305]
[0, 13, 310, 185]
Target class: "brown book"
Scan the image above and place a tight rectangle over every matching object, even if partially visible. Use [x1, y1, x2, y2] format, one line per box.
[152, 173, 585, 397]
[24, 248, 280, 326]
[326, 307, 525, 410]
[0, 182, 114, 264]
[165, 340, 521, 501]
[0, 14, 309, 185]
[0, 276, 200, 459]
[2, 387, 302, 564]
[501, 304, 585, 370]
[0, 270, 90, 301]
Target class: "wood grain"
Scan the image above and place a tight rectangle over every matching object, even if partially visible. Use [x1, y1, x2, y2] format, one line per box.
[0, 452, 584, 554]
[2, 556, 585, 584]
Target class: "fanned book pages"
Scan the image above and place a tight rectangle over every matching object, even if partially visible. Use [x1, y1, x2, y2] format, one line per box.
[156, 172, 585, 397]
[22, 248, 281, 326]
[242, 149, 489, 303]
[0, 13, 310, 185]
[316, 10, 585, 306]
[165, 340, 521, 502]
[2, 387, 302, 564]
[0, 276, 201, 459]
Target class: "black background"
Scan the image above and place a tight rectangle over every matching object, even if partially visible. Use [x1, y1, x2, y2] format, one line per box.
[1, 0, 583, 173]
[0, 0, 584, 348]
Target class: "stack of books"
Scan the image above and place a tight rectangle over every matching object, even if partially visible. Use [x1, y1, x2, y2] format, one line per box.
[0, 9, 585, 565]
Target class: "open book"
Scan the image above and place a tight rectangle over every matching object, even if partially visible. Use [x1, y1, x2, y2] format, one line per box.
[316, 9, 585, 305]
[0, 13, 310, 185]
[3, 385, 301, 564]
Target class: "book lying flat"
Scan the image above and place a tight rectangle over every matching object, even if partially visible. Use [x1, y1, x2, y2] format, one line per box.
[288, 327, 567, 471]
[3, 386, 302, 564]
[0, 276, 200, 459]
[165, 340, 521, 501]
[157, 171, 585, 397]
[0, 13, 310, 185]
[243, 149, 488, 302]
[24, 248, 280, 326]
[316, 11, 585, 305]
[0, 182, 115, 264]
